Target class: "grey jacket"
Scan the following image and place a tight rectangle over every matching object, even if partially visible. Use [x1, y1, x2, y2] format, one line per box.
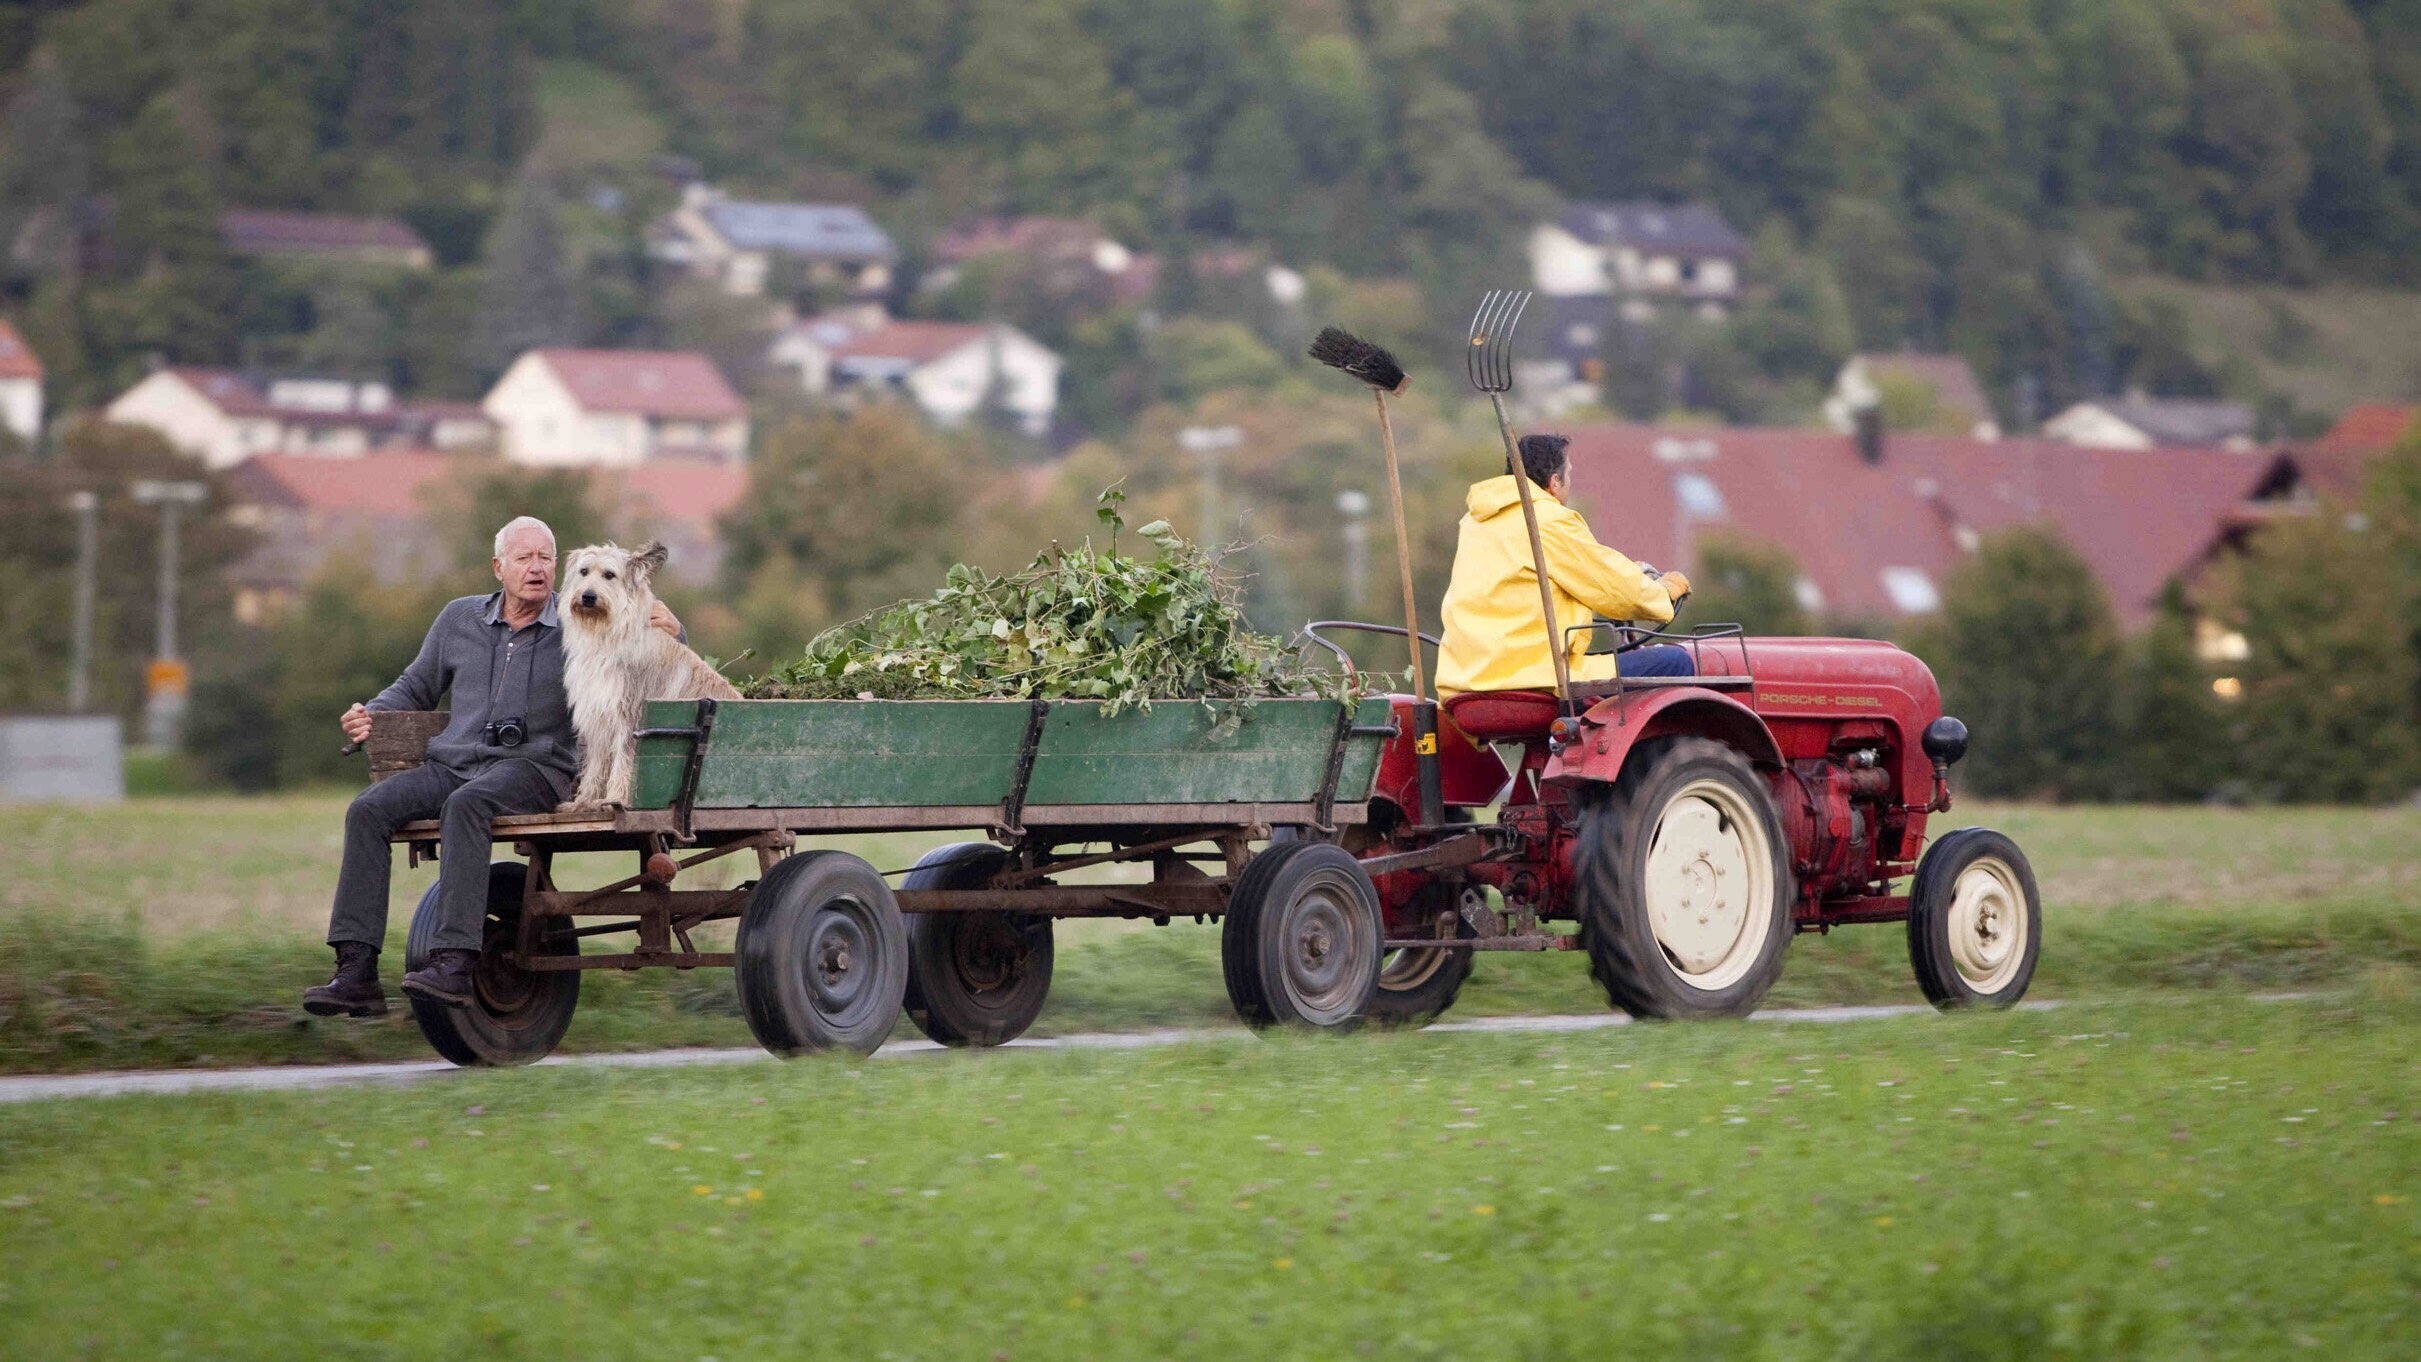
[370, 592, 576, 795]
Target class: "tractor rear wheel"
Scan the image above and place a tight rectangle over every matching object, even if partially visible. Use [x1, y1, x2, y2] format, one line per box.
[1575, 737, 1794, 1020]
[1221, 842, 1382, 1030]
[1350, 816, 1477, 1028]
[901, 842, 1054, 1047]
[1907, 828, 2040, 1009]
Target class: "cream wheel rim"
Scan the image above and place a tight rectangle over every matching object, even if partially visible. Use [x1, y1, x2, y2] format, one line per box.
[1642, 778, 1777, 991]
[1946, 855, 2028, 993]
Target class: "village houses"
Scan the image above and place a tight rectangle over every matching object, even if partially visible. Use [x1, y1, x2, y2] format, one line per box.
[481, 348, 750, 465]
[769, 312, 1062, 439]
[106, 369, 494, 469]
[2041, 394, 2259, 451]
[650, 183, 895, 300]
[1530, 201, 1748, 318]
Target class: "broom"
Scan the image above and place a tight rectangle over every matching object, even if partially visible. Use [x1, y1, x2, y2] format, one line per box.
[1310, 326, 1444, 825]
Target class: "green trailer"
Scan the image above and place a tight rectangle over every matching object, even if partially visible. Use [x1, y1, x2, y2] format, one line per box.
[378, 695, 1402, 1066]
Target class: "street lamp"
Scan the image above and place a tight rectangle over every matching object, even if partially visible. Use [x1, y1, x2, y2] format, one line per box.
[1335, 488, 1371, 611]
[67, 491, 98, 712]
[131, 479, 206, 749]
[1178, 424, 1244, 543]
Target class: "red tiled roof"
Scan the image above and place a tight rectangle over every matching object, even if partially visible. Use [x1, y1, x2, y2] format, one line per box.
[219, 209, 429, 257]
[607, 463, 749, 522]
[159, 368, 281, 417]
[528, 350, 746, 421]
[935, 216, 1105, 263]
[2311, 403, 2417, 454]
[400, 399, 489, 422]
[0, 319, 41, 380]
[1857, 353, 1991, 422]
[1558, 425, 2271, 628]
[224, 450, 454, 516]
[826, 320, 990, 366]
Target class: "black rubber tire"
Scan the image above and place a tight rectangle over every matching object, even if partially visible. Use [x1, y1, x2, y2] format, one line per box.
[1363, 915, 1477, 1027]
[1219, 842, 1382, 1030]
[404, 860, 580, 1067]
[1353, 812, 1477, 1028]
[734, 850, 908, 1056]
[901, 842, 1054, 1047]
[1907, 828, 2042, 1010]
[1574, 737, 1795, 1020]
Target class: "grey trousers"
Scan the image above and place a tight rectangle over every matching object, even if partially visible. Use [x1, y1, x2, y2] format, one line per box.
[327, 760, 565, 954]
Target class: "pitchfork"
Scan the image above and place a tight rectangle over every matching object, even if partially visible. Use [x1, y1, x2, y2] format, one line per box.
[1466, 289, 1573, 715]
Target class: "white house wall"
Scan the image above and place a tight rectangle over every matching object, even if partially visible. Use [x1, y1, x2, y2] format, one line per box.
[2042, 403, 2155, 450]
[1530, 226, 1610, 296]
[0, 377, 39, 443]
[486, 357, 607, 465]
[106, 372, 246, 468]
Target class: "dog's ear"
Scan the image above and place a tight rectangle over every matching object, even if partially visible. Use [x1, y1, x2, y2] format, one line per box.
[630, 541, 669, 579]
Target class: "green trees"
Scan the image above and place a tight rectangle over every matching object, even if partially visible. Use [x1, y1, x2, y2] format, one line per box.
[472, 161, 578, 379]
[2208, 434, 2421, 802]
[1916, 528, 2124, 800]
[1683, 534, 1811, 638]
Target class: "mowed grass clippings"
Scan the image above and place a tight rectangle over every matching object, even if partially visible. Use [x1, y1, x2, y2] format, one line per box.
[2, 999, 2416, 1360]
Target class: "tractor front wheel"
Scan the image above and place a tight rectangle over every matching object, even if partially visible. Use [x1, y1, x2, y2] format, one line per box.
[1907, 828, 2041, 1009]
[1574, 737, 1794, 1020]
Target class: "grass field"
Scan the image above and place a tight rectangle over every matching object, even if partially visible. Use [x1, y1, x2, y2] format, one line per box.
[2, 793, 2417, 1073]
[1, 996, 2413, 1358]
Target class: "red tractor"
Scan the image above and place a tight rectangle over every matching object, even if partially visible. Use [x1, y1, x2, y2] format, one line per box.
[1300, 621, 2042, 1024]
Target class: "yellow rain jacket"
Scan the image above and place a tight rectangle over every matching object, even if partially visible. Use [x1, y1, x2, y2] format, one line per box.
[1434, 474, 1678, 697]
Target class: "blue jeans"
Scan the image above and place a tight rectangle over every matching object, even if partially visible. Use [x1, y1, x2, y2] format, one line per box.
[1617, 644, 1695, 678]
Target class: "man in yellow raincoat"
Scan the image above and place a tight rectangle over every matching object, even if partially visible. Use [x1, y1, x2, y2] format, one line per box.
[1435, 433, 1692, 697]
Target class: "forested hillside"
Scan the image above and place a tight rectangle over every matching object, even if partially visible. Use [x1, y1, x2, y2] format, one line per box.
[6, 0, 2421, 424]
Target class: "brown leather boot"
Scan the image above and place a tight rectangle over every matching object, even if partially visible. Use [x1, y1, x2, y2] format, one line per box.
[302, 942, 387, 1017]
[400, 948, 479, 1008]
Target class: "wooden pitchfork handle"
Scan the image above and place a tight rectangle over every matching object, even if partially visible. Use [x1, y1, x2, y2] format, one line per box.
[1488, 392, 1573, 712]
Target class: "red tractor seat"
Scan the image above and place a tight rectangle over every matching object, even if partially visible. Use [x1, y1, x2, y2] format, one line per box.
[1443, 690, 1562, 742]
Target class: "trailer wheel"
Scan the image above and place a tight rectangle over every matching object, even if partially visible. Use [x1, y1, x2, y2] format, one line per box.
[1221, 842, 1382, 1029]
[1575, 737, 1794, 1020]
[735, 850, 907, 1056]
[901, 842, 1054, 1047]
[404, 861, 580, 1067]
[1908, 828, 2041, 1009]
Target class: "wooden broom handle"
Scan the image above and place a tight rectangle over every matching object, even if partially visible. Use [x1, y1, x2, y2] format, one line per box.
[1373, 390, 1428, 702]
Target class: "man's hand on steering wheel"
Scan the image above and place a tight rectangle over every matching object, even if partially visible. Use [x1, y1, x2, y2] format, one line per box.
[1660, 569, 1691, 610]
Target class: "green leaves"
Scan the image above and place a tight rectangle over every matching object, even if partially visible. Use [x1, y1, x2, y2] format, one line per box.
[747, 511, 1371, 713]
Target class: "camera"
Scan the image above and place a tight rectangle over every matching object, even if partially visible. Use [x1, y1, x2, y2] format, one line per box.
[482, 716, 527, 748]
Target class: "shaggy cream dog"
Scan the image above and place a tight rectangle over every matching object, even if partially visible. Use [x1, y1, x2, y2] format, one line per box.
[559, 541, 741, 810]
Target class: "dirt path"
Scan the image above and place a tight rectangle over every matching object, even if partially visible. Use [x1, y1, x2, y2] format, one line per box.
[0, 1003, 2044, 1105]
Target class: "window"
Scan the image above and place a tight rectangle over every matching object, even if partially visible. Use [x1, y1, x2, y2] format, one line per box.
[1879, 567, 1941, 614]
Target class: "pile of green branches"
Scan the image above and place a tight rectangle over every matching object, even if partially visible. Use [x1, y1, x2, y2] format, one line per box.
[746, 491, 1376, 713]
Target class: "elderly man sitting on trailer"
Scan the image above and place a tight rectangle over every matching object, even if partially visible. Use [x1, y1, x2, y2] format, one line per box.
[1434, 433, 1693, 699]
[302, 516, 684, 1018]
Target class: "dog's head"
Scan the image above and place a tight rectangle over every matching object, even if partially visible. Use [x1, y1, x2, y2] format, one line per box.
[562, 541, 668, 631]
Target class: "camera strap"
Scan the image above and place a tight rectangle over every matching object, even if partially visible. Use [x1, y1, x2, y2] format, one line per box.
[487, 610, 540, 722]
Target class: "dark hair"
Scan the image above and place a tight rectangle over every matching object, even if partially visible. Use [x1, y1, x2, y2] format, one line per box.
[1511, 433, 1569, 490]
